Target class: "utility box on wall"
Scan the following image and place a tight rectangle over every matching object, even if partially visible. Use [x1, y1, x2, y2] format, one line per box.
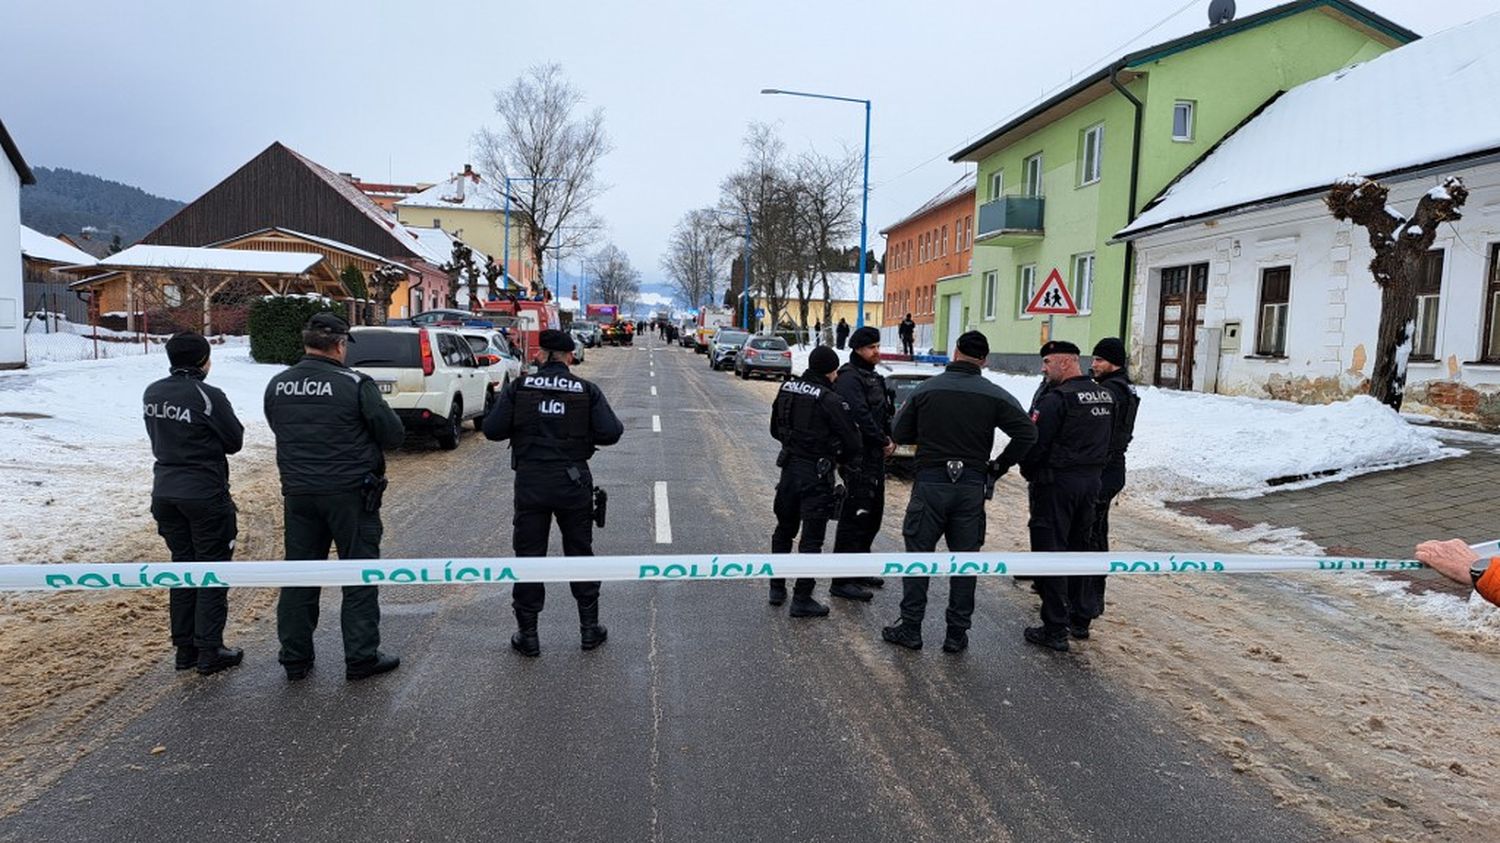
[1221, 320, 1242, 353]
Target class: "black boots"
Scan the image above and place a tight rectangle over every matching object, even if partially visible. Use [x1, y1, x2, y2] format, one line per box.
[788, 595, 829, 618]
[195, 645, 243, 676]
[175, 646, 198, 671]
[829, 581, 873, 602]
[579, 600, 608, 651]
[1024, 626, 1070, 652]
[941, 628, 968, 653]
[511, 609, 541, 658]
[346, 651, 401, 681]
[882, 620, 923, 650]
[768, 581, 788, 606]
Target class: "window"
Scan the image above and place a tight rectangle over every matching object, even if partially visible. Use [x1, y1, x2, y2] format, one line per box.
[1023, 154, 1044, 197]
[1172, 101, 1195, 141]
[1080, 125, 1103, 185]
[988, 170, 1004, 200]
[963, 215, 972, 251]
[1018, 264, 1037, 317]
[941, 225, 948, 256]
[1256, 266, 1291, 356]
[1072, 253, 1095, 314]
[1412, 249, 1445, 360]
[1483, 245, 1500, 361]
[982, 270, 999, 320]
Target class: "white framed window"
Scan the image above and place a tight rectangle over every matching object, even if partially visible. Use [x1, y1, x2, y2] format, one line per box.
[1018, 264, 1037, 318]
[1412, 249, 1445, 359]
[1072, 253, 1095, 314]
[982, 270, 999, 321]
[1023, 154, 1044, 197]
[1080, 125, 1103, 186]
[988, 170, 1004, 200]
[1256, 266, 1290, 356]
[1172, 101, 1195, 142]
[941, 225, 948, 256]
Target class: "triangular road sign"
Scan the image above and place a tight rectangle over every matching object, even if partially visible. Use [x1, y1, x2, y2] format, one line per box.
[1025, 268, 1078, 316]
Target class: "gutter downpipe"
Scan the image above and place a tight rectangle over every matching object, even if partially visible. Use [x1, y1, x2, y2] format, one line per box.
[1109, 62, 1144, 340]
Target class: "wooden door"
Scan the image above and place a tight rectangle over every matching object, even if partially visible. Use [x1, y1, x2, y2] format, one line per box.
[1155, 263, 1208, 389]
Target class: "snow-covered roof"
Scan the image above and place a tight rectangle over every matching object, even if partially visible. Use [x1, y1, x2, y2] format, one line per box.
[557, 296, 581, 313]
[399, 225, 493, 274]
[73, 245, 323, 275]
[396, 171, 506, 211]
[637, 292, 674, 309]
[209, 227, 416, 274]
[819, 271, 884, 303]
[880, 173, 976, 234]
[1121, 12, 1500, 238]
[20, 225, 97, 266]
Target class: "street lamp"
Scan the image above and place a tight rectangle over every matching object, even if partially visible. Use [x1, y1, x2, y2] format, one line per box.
[502, 176, 563, 296]
[761, 87, 872, 328]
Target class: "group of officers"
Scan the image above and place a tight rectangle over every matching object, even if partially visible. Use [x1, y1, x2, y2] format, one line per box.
[142, 310, 1136, 682]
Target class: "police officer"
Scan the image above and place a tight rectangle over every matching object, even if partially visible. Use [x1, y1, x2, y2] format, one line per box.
[264, 313, 405, 681]
[830, 326, 895, 601]
[144, 332, 245, 675]
[1021, 340, 1114, 651]
[484, 329, 623, 657]
[1088, 338, 1140, 604]
[882, 331, 1036, 653]
[768, 345, 862, 617]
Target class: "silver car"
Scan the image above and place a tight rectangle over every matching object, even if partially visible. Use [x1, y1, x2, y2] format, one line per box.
[708, 328, 749, 370]
[734, 336, 793, 380]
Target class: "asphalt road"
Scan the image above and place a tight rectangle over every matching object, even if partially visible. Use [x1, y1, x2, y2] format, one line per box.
[0, 336, 1315, 842]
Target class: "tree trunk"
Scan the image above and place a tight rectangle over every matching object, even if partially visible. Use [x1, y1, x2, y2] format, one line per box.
[1369, 257, 1421, 411]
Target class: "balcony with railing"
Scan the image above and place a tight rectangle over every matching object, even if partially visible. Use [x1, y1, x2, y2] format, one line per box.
[975, 195, 1045, 246]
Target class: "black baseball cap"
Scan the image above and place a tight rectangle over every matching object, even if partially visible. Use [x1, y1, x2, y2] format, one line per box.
[305, 312, 355, 342]
[539, 329, 576, 352]
[1040, 340, 1081, 357]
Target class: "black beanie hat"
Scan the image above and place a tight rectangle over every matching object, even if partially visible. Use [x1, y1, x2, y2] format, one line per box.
[1040, 340, 1081, 357]
[1092, 337, 1128, 367]
[539, 329, 576, 352]
[808, 346, 840, 375]
[848, 326, 880, 350]
[956, 330, 989, 360]
[166, 332, 211, 369]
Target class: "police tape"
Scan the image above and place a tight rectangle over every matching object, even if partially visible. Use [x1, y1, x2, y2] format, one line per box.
[0, 547, 1460, 592]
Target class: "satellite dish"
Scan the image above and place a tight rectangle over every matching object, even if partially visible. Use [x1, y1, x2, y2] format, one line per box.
[1208, 0, 1236, 26]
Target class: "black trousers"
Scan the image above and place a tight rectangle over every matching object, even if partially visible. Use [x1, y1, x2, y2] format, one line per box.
[512, 463, 599, 616]
[1088, 461, 1127, 614]
[1029, 472, 1102, 634]
[901, 336, 914, 356]
[279, 492, 383, 668]
[152, 494, 237, 650]
[833, 464, 885, 587]
[770, 458, 835, 598]
[898, 479, 987, 630]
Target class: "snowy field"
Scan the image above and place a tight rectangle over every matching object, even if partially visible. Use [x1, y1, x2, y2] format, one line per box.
[0, 342, 278, 563]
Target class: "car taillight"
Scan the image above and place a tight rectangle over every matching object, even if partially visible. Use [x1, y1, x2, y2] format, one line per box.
[781, 352, 791, 358]
[483, 353, 500, 366]
[419, 329, 435, 376]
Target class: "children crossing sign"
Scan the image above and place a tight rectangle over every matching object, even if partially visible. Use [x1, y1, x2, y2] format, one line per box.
[1025, 268, 1078, 316]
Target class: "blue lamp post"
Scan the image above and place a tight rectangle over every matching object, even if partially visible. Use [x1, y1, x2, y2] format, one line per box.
[761, 87, 872, 328]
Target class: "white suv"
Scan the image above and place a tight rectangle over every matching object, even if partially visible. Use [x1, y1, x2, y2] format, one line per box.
[461, 329, 524, 424]
[347, 326, 488, 450]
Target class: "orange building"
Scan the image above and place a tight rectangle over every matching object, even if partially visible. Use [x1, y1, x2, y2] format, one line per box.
[879, 174, 975, 351]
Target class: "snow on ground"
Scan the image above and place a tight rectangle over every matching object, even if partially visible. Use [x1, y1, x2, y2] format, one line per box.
[788, 345, 1457, 503]
[0, 344, 278, 563]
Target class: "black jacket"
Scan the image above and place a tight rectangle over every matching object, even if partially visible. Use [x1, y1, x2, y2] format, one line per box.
[264, 354, 404, 495]
[1094, 367, 1140, 465]
[143, 367, 245, 499]
[771, 370, 862, 469]
[891, 361, 1036, 471]
[483, 361, 623, 466]
[833, 355, 890, 455]
[898, 318, 915, 340]
[1020, 374, 1113, 479]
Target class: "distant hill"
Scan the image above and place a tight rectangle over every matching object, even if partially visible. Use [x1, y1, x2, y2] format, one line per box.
[19, 167, 184, 246]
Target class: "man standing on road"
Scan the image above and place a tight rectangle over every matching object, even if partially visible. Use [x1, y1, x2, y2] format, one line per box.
[835, 317, 850, 350]
[264, 313, 405, 682]
[1022, 340, 1114, 652]
[830, 326, 895, 602]
[484, 329, 624, 656]
[882, 331, 1036, 653]
[768, 346, 862, 617]
[898, 313, 916, 357]
[144, 332, 245, 676]
[1087, 337, 1139, 608]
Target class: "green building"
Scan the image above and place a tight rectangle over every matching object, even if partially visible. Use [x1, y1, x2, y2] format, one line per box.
[937, 0, 1414, 370]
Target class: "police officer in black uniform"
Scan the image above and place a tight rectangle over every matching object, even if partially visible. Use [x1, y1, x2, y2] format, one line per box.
[882, 331, 1037, 652]
[830, 326, 895, 601]
[768, 345, 862, 617]
[264, 313, 405, 681]
[144, 332, 245, 675]
[1088, 338, 1140, 608]
[1021, 340, 1115, 651]
[484, 329, 623, 657]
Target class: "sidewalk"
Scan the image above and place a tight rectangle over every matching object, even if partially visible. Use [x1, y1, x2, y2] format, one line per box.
[1171, 434, 1498, 594]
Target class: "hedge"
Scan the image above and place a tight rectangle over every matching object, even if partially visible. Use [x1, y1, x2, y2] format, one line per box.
[248, 295, 340, 365]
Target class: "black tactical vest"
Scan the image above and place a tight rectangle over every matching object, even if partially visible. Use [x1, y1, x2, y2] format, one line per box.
[511, 371, 593, 465]
[774, 376, 838, 459]
[1047, 376, 1115, 471]
[265, 356, 384, 495]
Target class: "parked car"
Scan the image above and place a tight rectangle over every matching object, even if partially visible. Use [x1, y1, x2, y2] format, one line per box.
[708, 328, 750, 370]
[678, 320, 697, 348]
[461, 329, 524, 423]
[347, 326, 489, 450]
[884, 370, 935, 461]
[571, 320, 601, 348]
[734, 336, 793, 380]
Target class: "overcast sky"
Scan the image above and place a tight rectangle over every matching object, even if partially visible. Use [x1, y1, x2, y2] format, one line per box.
[4, 0, 1496, 290]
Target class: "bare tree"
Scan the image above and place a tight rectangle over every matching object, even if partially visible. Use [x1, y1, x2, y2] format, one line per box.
[474, 63, 612, 282]
[369, 264, 406, 325]
[1326, 175, 1468, 411]
[720, 124, 809, 331]
[794, 148, 861, 332]
[587, 244, 642, 310]
[440, 240, 479, 310]
[661, 209, 734, 310]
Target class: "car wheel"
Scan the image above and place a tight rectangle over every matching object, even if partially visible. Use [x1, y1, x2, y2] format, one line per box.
[437, 399, 461, 450]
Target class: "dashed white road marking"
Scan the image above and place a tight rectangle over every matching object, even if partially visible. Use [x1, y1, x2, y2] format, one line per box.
[650, 385, 657, 396]
[652, 415, 661, 433]
[653, 481, 672, 544]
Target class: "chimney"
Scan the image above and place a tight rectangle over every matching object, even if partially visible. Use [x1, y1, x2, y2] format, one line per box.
[463, 163, 474, 177]
[454, 169, 466, 202]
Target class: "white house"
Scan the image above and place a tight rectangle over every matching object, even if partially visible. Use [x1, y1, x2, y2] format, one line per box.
[1116, 12, 1500, 424]
[2, 118, 36, 368]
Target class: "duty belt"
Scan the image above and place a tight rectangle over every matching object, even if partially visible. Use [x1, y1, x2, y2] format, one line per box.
[915, 462, 987, 486]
